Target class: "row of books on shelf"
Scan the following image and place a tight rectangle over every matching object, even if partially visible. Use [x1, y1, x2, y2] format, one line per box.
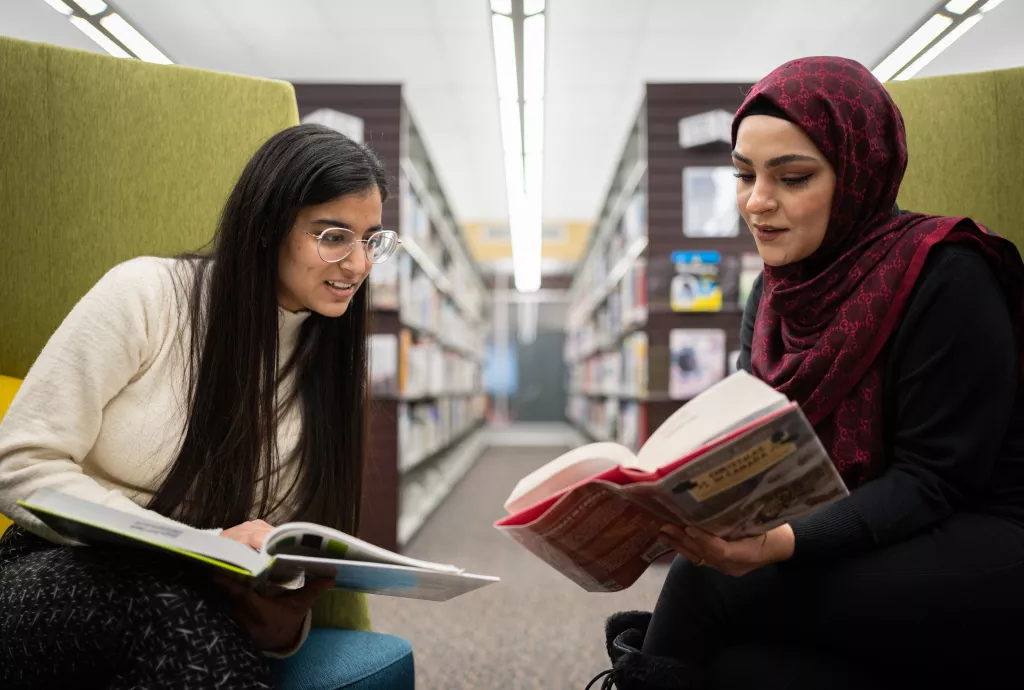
[398, 397, 487, 472]
[566, 329, 746, 401]
[399, 428, 486, 546]
[370, 332, 482, 399]
[398, 256, 484, 353]
[567, 332, 648, 397]
[669, 328, 743, 399]
[566, 397, 645, 453]
[573, 189, 647, 301]
[399, 185, 484, 319]
[565, 260, 647, 362]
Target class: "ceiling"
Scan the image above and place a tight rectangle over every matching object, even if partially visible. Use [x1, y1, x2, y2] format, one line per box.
[4, 0, 1024, 229]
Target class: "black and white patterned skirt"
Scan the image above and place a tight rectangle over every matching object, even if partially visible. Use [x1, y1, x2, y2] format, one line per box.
[0, 525, 274, 689]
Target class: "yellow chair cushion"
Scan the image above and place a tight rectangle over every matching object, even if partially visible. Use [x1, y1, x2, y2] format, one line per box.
[0, 375, 23, 535]
[0, 375, 20, 419]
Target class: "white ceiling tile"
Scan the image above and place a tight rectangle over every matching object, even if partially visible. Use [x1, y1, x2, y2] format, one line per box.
[2, 0, 108, 54]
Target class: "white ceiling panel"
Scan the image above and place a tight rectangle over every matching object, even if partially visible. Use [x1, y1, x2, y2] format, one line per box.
[1, 0, 107, 54]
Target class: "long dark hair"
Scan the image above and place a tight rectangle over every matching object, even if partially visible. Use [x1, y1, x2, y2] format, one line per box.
[149, 123, 388, 535]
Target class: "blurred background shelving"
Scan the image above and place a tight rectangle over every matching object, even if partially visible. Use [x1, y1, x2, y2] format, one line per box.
[296, 85, 490, 551]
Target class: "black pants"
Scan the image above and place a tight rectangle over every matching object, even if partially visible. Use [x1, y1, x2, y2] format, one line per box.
[643, 512, 1024, 689]
[0, 526, 274, 689]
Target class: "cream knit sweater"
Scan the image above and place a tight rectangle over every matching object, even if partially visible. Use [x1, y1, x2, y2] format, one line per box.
[0, 257, 319, 655]
[0, 256, 311, 540]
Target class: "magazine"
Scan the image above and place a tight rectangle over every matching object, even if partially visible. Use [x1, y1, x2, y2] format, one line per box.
[670, 250, 722, 312]
[20, 490, 499, 601]
[494, 371, 847, 592]
[682, 166, 740, 237]
[669, 328, 727, 399]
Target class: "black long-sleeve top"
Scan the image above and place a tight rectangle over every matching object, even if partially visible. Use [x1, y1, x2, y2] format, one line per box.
[739, 243, 1024, 558]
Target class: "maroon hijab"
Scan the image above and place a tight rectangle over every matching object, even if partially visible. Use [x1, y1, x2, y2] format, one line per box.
[734, 56, 1024, 487]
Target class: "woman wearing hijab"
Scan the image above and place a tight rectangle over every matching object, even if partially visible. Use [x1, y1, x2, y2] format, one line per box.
[589, 57, 1024, 690]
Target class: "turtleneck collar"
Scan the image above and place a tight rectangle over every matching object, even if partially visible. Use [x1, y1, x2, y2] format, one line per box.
[278, 306, 312, 360]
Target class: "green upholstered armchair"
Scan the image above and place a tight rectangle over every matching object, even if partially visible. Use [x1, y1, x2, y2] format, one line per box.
[886, 66, 1024, 249]
[0, 36, 412, 689]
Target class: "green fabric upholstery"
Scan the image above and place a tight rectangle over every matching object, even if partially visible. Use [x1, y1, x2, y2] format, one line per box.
[0, 35, 299, 378]
[886, 66, 1024, 249]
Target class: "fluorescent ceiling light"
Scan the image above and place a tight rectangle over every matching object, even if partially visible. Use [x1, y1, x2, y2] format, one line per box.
[523, 14, 545, 103]
[981, 0, 1005, 11]
[491, 2, 544, 293]
[490, 0, 512, 14]
[524, 153, 543, 222]
[43, 0, 74, 16]
[873, 14, 952, 82]
[524, 0, 546, 15]
[524, 100, 544, 156]
[100, 13, 172, 64]
[944, 0, 979, 13]
[500, 99, 523, 156]
[70, 15, 130, 57]
[512, 239, 542, 291]
[895, 14, 983, 80]
[519, 13, 545, 294]
[72, 0, 108, 15]
[492, 14, 518, 103]
[505, 154, 526, 216]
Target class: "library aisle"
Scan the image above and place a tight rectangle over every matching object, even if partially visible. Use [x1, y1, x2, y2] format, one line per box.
[368, 433, 670, 689]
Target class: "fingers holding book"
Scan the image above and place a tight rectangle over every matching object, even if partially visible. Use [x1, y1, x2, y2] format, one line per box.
[213, 573, 334, 652]
[222, 519, 276, 550]
[658, 523, 796, 577]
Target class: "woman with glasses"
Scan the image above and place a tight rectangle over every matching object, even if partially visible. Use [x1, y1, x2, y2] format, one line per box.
[0, 124, 400, 689]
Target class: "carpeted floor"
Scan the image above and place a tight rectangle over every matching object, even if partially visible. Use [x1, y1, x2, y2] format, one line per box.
[369, 445, 670, 689]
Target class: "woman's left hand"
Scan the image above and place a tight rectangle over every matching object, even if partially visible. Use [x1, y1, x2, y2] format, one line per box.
[213, 575, 335, 652]
[659, 523, 795, 577]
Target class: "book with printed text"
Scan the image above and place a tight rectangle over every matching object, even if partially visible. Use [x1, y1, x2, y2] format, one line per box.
[495, 372, 847, 592]
[20, 490, 499, 601]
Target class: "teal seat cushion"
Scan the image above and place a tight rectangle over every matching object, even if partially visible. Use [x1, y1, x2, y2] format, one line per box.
[270, 629, 415, 690]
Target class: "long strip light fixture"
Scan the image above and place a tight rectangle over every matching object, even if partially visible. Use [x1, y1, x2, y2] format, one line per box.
[873, 0, 1004, 82]
[41, 0, 173, 64]
[491, 0, 545, 293]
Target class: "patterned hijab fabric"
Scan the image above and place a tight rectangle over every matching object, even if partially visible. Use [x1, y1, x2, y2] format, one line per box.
[733, 56, 1024, 486]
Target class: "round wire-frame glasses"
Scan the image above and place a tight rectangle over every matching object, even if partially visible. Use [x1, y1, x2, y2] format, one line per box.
[305, 228, 401, 264]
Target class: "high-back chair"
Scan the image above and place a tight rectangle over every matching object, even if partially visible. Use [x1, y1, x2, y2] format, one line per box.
[0, 36, 413, 690]
[886, 66, 1024, 247]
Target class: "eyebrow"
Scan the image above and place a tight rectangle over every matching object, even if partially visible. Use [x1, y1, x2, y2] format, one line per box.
[731, 152, 819, 168]
[312, 218, 383, 233]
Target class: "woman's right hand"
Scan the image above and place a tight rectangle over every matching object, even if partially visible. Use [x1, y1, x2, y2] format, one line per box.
[221, 520, 275, 550]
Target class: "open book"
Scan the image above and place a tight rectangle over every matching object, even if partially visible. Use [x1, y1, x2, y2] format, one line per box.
[495, 371, 847, 592]
[20, 490, 499, 601]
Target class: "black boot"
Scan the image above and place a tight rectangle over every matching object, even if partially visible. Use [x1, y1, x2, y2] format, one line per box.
[586, 612, 705, 690]
[604, 610, 652, 664]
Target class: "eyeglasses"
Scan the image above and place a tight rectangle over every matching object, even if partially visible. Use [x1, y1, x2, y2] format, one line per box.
[304, 228, 401, 264]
